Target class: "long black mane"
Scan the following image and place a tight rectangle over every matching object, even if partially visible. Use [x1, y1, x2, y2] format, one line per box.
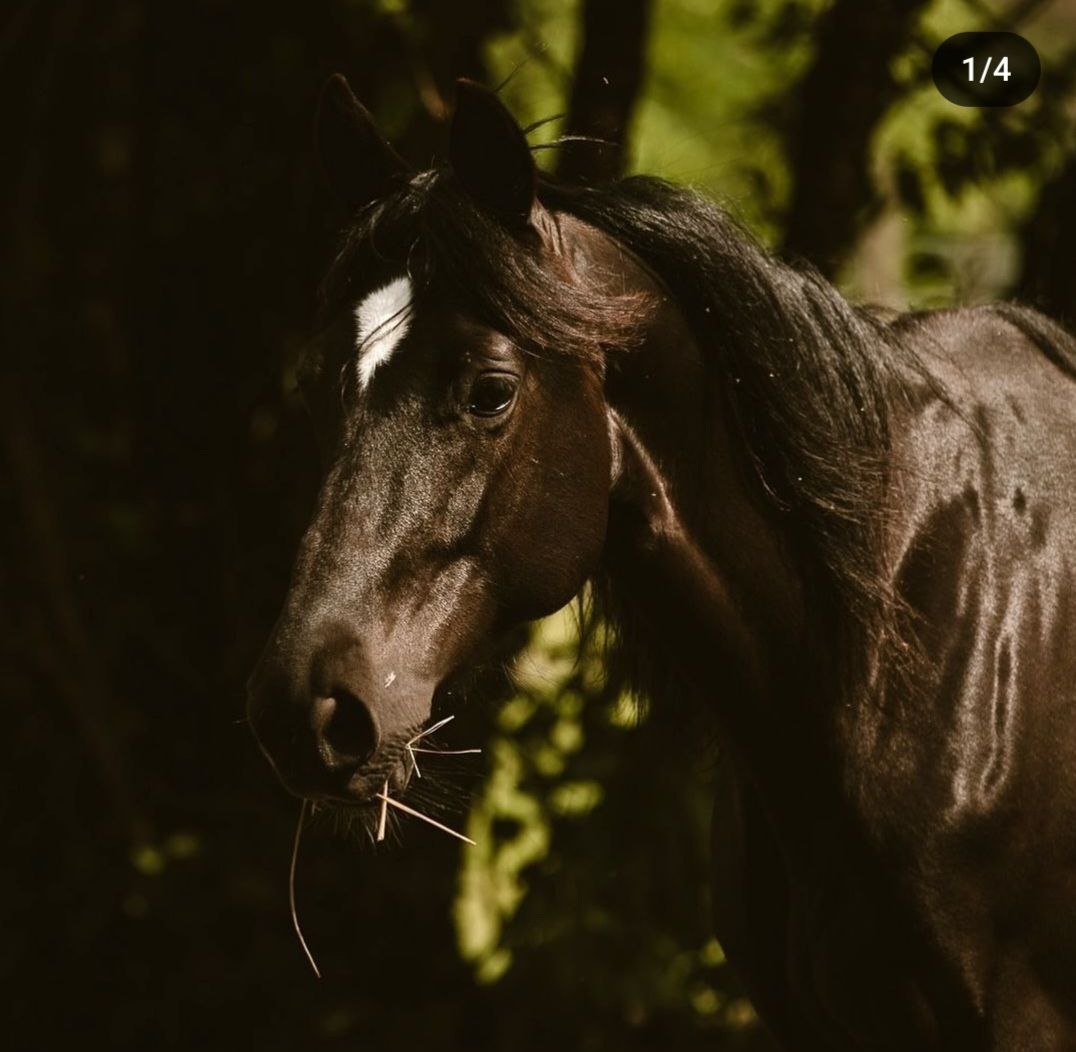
[546, 177, 919, 681]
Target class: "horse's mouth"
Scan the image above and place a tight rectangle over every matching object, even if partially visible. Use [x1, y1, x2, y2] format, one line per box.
[292, 716, 480, 844]
[361, 756, 415, 797]
[331, 749, 415, 808]
[336, 713, 456, 805]
[305, 754, 415, 841]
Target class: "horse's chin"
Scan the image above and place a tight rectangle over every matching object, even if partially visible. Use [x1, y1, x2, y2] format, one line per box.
[309, 796, 383, 843]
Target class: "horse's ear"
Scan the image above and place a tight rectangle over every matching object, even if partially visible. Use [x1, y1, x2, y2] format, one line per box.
[315, 74, 410, 212]
[450, 79, 536, 224]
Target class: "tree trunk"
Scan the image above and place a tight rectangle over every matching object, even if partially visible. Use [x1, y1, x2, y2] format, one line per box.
[1016, 157, 1076, 326]
[394, 0, 515, 160]
[780, 0, 930, 275]
[556, 0, 653, 184]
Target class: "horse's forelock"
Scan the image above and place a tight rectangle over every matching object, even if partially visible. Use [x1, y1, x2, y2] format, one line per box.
[319, 169, 650, 368]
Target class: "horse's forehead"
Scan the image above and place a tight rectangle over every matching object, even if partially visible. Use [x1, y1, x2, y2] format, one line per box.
[352, 275, 511, 392]
[353, 275, 414, 390]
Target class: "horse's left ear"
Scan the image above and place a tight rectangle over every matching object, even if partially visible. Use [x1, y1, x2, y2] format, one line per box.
[450, 79, 537, 225]
[315, 74, 411, 213]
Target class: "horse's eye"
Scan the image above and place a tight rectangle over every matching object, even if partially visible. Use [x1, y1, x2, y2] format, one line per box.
[466, 372, 517, 417]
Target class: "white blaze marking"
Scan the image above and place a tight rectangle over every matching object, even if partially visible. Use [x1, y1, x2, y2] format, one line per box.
[354, 275, 413, 388]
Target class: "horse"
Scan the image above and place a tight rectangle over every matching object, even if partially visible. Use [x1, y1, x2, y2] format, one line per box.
[247, 75, 1076, 1049]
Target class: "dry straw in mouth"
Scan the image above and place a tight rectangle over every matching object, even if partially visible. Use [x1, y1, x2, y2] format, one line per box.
[376, 714, 481, 842]
[375, 791, 476, 845]
[289, 713, 482, 976]
[289, 798, 321, 978]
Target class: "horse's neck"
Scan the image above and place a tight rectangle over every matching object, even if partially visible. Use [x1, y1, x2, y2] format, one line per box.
[599, 264, 855, 849]
[607, 353, 820, 704]
[558, 212, 847, 834]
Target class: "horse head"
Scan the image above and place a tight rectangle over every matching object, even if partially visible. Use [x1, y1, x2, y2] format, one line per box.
[246, 77, 656, 824]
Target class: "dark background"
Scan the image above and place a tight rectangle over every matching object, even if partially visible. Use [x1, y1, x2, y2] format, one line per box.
[4, 1, 1076, 1049]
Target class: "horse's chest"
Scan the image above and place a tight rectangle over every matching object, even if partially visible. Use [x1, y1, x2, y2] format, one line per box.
[795, 893, 959, 1050]
[712, 775, 971, 1049]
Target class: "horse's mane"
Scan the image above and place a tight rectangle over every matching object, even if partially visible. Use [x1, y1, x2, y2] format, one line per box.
[544, 177, 925, 705]
[323, 168, 923, 712]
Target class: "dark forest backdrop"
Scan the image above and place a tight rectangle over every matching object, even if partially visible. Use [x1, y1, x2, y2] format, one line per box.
[4, 1, 1076, 1049]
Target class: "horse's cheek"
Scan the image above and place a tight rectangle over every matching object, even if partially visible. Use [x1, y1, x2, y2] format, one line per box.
[494, 403, 609, 621]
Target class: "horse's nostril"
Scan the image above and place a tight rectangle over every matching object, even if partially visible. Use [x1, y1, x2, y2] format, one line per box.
[317, 689, 379, 766]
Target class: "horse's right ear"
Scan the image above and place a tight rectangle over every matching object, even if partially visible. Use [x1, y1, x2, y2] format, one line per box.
[315, 74, 410, 213]
[450, 79, 537, 224]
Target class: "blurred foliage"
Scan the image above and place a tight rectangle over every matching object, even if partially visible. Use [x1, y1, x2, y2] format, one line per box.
[867, 1, 1076, 305]
[4, 0, 1076, 1049]
[454, 606, 758, 1048]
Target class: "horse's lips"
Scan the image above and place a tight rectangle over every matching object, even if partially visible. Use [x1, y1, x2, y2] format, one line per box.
[341, 753, 414, 805]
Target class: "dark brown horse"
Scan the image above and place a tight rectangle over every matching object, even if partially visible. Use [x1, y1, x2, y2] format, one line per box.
[248, 76, 1076, 1048]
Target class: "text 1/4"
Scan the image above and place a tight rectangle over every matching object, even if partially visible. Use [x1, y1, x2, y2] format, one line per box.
[962, 56, 1012, 83]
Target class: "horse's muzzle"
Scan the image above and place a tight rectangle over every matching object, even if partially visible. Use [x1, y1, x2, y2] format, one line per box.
[246, 625, 433, 804]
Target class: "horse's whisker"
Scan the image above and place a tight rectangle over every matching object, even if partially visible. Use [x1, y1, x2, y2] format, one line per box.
[406, 714, 455, 746]
[289, 799, 321, 979]
[377, 779, 389, 841]
[376, 791, 475, 845]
